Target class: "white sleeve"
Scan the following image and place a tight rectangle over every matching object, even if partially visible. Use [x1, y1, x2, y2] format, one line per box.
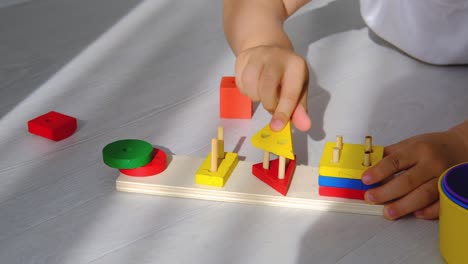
[360, 0, 468, 65]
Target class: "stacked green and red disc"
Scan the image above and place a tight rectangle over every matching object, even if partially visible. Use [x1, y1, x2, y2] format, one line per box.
[102, 139, 167, 177]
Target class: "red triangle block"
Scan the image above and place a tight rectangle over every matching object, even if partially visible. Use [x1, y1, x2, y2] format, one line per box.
[252, 156, 296, 196]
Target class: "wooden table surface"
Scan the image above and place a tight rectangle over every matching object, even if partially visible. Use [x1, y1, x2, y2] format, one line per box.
[2, 0, 467, 263]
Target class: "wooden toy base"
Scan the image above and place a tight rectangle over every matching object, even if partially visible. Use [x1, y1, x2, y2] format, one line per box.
[116, 155, 383, 215]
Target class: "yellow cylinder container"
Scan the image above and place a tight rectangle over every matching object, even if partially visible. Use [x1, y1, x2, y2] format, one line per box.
[438, 164, 468, 263]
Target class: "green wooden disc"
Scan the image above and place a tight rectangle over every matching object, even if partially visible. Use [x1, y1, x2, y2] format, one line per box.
[102, 139, 153, 169]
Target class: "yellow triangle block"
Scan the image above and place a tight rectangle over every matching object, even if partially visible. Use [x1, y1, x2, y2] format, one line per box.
[251, 122, 294, 160]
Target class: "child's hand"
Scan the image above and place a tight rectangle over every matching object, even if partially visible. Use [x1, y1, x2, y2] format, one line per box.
[362, 129, 468, 220]
[235, 45, 311, 132]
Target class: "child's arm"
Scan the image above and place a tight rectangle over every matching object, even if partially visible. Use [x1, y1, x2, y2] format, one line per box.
[223, 0, 312, 132]
[362, 120, 468, 220]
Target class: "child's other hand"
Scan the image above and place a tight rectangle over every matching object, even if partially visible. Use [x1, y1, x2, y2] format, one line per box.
[362, 130, 468, 220]
[235, 45, 311, 132]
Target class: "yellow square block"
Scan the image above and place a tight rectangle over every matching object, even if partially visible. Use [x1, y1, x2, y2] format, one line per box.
[318, 142, 384, 179]
[195, 152, 239, 187]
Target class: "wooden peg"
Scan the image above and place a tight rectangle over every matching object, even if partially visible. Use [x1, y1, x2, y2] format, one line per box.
[363, 151, 371, 167]
[210, 138, 218, 172]
[217, 126, 224, 141]
[263, 151, 270, 169]
[336, 135, 343, 149]
[332, 147, 341, 163]
[278, 156, 286, 179]
[364, 136, 373, 152]
[217, 126, 225, 159]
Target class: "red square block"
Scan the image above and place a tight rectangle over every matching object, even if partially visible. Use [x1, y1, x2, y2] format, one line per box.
[220, 76, 252, 119]
[252, 156, 296, 196]
[318, 186, 365, 200]
[27, 111, 77, 141]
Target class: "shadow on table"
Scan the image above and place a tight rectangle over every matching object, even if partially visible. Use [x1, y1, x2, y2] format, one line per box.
[0, 0, 143, 120]
[286, 0, 366, 165]
[296, 212, 395, 264]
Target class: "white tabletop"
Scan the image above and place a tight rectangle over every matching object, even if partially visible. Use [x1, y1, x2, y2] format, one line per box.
[2, 0, 467, 263]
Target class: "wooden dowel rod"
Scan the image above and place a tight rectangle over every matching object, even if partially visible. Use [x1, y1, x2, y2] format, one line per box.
[263, 151, 270, 169]
[210, 138, 218, 172]
[332, 147, 341, 163]
[336, 135, 343, 149]
[278, 156, 286, 179]
[364, 136, 373, 152]
[363, 151, 371, 167]
[217, 126, 224, 159]
[217, 126, 224, 141]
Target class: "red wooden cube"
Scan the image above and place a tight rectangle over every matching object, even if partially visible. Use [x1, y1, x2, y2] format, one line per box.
[219, 76, 252, 119]
[27, 111, 77, 141]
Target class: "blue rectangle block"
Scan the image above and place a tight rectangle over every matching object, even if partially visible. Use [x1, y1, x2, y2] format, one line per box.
[318, 175, 379, 190]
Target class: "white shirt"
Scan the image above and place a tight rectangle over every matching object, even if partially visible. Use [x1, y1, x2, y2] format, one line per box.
[360, 0, 468, 65]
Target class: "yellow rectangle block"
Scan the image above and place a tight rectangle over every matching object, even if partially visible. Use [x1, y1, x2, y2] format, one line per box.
[195, 152, 239, 187]
[319, 142, 384, 179]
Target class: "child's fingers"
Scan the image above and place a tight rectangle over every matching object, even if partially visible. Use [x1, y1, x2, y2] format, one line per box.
[258, 64, 283, 113]
[234, 52, 248, 92]
[365, 165, 435, 204]
[291, 92, 311, 132]
[382, 177, 439, 220]
[384, 137, 417, 156]
[235, 52, 263, 101]
[270, 56, 308, 131]
[414, 201, 440, 220]
[384, 143, 404, 156]
[362, 146, 417, 185]
[238, 62, 263, 101]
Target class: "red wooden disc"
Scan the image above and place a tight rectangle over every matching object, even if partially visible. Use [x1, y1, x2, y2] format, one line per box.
[119, 148, 167, 177]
